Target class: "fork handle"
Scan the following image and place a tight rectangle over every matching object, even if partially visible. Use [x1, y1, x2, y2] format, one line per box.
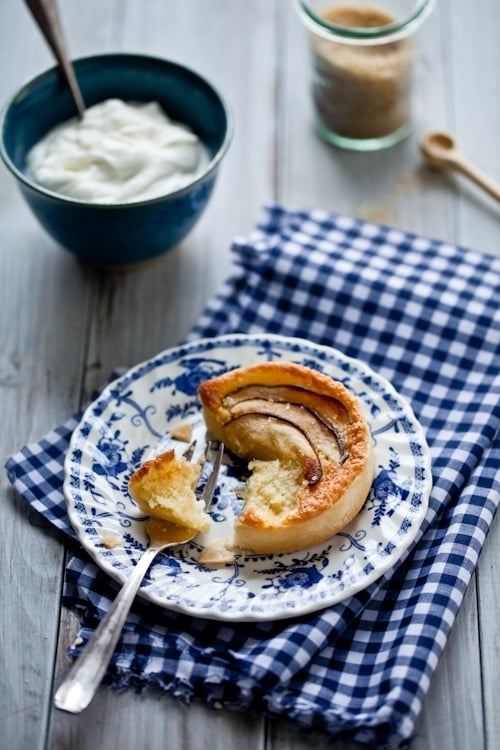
[54, 544, 160, 713]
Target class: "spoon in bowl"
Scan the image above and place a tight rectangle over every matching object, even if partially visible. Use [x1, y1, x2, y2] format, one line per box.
[24, 0, 85, 117]
[420, 131, 500, 203]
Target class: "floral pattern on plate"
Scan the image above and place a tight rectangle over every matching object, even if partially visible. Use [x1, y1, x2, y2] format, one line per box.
[64, 333, 432, 621]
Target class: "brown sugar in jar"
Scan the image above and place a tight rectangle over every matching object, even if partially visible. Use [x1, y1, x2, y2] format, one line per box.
[296, 1, 434, 150]
[313, 6, 414, 140]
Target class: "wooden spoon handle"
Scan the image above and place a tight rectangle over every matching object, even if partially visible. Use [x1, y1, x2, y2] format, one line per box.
[24, 0, 85, 116]
[453, 154, 500, 203]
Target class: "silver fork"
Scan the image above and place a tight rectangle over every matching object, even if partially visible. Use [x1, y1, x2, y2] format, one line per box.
[54, 440, 224, 714]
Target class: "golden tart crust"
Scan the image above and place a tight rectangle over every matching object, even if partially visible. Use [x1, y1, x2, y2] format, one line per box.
[198, 361, 374, 554]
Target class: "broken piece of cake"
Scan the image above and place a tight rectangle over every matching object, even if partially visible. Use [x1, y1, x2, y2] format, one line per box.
[198, 361, 374, 554]
[128, 449, 211, 533]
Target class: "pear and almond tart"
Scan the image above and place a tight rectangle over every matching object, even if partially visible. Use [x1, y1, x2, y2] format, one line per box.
[198, 361, 374, 554]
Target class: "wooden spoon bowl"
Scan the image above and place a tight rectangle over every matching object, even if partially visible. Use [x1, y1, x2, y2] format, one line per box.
[420, 130, 500, 202]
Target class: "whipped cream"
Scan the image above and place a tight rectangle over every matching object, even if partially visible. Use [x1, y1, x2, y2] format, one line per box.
[26, 98, 209, 203]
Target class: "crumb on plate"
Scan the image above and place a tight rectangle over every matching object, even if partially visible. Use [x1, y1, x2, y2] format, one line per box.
[170, 422, 193, 442]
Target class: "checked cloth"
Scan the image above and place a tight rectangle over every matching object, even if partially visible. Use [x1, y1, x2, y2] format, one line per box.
[5, 205, 500, 748]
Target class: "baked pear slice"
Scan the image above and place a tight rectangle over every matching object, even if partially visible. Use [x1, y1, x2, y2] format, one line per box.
[198, 361, 374, 554]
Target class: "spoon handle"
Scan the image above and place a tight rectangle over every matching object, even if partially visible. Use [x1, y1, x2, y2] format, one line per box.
[53, 543, 161, 714]
[453, 155, 500, 203]
[24, 0, 85, 116]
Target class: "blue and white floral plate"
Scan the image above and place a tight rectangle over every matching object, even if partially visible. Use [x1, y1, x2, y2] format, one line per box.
[64, 333, 432, 621]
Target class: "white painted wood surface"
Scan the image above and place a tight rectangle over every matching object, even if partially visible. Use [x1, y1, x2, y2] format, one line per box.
[0, 1, 498, 749]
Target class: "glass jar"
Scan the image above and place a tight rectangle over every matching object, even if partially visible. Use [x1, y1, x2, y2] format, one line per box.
[295, 0, 435, 151]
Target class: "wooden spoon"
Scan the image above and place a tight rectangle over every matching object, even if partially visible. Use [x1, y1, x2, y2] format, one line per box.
[24, 0, 85, 117]
[420, 131, 500, 203]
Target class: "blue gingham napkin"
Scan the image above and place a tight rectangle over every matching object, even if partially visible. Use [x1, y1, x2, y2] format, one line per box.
[6, 205, 499, 749]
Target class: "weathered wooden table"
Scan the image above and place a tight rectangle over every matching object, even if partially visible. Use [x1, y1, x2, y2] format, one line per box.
[1, 2, 498, 748]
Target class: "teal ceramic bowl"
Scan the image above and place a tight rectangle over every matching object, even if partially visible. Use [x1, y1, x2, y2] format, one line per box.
[0, 53, 233, 266]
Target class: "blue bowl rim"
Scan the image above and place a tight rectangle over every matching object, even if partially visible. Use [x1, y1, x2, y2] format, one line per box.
[0, 52, 234, 209]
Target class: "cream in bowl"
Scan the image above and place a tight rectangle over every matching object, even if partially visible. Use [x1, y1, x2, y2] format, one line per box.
[26, 98, 210, 204]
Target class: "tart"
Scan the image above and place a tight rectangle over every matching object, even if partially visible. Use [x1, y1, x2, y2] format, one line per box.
[198, 361, 374, 554]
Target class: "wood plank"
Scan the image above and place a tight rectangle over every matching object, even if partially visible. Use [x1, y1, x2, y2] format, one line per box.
[477, 527, 500, 749]
[0, 5, 94, 748]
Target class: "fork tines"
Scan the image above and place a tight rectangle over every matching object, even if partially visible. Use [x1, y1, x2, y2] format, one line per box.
[199, 441, 224, 510]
